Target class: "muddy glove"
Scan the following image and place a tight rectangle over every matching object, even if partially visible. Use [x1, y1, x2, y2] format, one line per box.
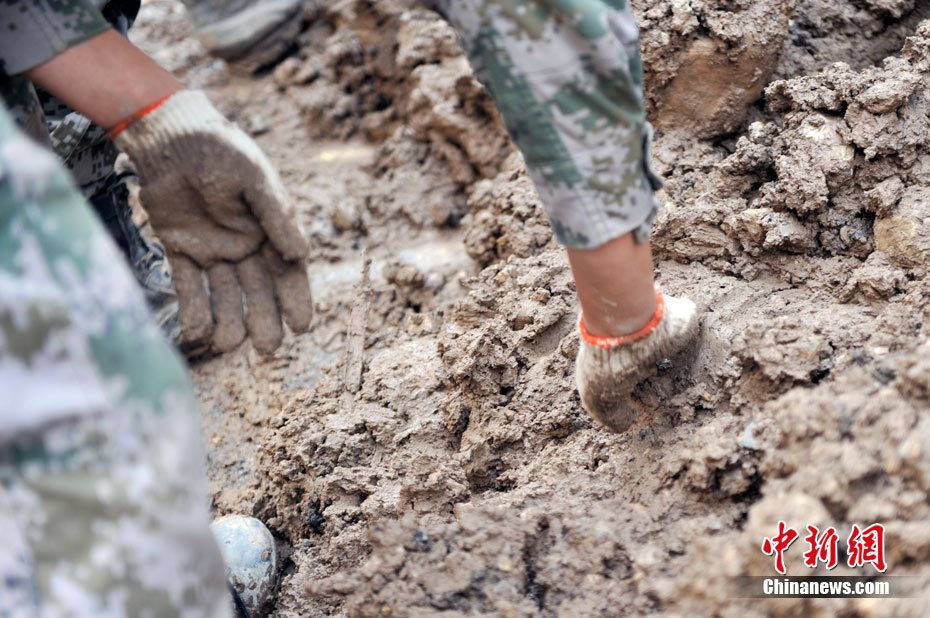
[575, 290, 699, 433]
[112, 89, 311, 355]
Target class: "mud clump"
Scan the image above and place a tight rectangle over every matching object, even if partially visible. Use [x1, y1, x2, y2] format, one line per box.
[633, 0, 797, 137]
[273, 1, 510, 228]
[775, 0, 930, 79]
[647, 21, 930, 615]
[669, 348, 930, 616]
[460, 151, 556, 268]
[655, 21, 930, 285]
[123, 1, 930, 616]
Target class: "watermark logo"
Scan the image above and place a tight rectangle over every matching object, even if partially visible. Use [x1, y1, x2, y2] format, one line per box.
[803, 525, 838, 570]
[760, 520, 799, 575]
[846, 524, 887, 572]
[760, 521, 886, 575]
[739, 521, 903, 599]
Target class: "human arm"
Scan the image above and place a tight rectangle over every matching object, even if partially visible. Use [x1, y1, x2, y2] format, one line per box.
[22, 29, 311, 354]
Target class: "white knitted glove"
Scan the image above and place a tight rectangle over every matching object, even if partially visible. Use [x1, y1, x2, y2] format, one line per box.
[576, 290, 699, 432]
[114, 90, 311, 355]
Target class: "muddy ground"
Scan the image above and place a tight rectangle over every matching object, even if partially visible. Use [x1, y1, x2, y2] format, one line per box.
[132, 1, 930, 616]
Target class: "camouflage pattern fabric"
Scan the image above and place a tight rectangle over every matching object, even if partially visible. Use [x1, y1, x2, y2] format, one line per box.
[0, 104, 230, 617]
[0, 78, 117, 198]
[0, 0, 110, 76]
[33, 1, 139, 197]
[0, 2, 180, 349]
[34, 90, 120, 197]
[0, 78, 48, 149]
[0, 0, 138, 197]
[436, 0, 663, 249]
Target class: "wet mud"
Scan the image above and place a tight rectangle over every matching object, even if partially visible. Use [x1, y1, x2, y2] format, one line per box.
[132, 1, 930, 616]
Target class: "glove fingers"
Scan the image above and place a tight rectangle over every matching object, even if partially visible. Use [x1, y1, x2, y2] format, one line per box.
[168, 253, 213, 348]
[243, 182, 308, 262]
[207, 262, 247, 353]
[261, 244, 313, 334]
[236, 253, 283, 355]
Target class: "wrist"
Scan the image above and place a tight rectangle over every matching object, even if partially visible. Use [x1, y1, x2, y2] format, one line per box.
[26, 30, 184, 131]
[579, 288, 664, 347]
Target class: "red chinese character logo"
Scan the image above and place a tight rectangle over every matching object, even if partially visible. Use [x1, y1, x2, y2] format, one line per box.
[761, 520, 799, 574]
[803, 525, 839, 569]
[847, 523, 887, 572]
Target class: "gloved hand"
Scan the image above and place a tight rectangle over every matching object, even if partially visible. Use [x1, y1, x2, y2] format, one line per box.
[576, 290, 699, 432]
[112, 89, 311, 355]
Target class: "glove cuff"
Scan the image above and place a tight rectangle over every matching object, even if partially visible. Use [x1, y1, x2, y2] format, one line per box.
[112, 90, 227, 157]
[578, 287, 665, 349]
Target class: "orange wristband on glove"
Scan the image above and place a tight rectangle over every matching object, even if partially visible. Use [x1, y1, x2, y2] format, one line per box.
[578, 288, 665, 349]
[107, 93, 174, 139]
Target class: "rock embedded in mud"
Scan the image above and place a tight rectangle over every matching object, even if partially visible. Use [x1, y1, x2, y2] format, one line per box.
[842, 251, 907, 300]
[330, 199, 362, 231]
[652, 197, 742, 265]
[766, 62, 857, 114]
[857, 68, 923, 114]
[654, 36, 781, 138]
[724, 208, 816, 255]
[774, 113, 855, 215]
[865, 175, 905, 216]
[874, 186, 930, 269]
[382, 260, 425, 289]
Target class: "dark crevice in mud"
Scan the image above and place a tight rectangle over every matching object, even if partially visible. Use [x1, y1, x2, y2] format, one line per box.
[732, 471, 765, 506]
[306, 496, 326, 534]
[522, 519, 551, 610]
[253, 39, 303, 75]
[810, 367, 832, 384]
[602, 547, 634, 578]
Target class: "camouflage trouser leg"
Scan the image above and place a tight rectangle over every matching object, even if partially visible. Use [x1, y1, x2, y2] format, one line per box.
[436, 0, 662, 249]
[2, 77, 130, 265]
[1, 76, 116, 200]
[36, 88, 119, 198]
[0, 105, 230, 618]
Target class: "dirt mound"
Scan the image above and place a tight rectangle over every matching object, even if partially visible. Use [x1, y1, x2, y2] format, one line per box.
[127, 1, 930, 615]
[272, 1, 509, 228]
[775, 0, 930, 79]
[648, 21, 930, 614]
[634, 0, 797, 137]
[655, 20, 930, 281]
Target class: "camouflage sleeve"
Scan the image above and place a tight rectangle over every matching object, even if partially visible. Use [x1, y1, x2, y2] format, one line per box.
[0, 103, 231, 616]
[436, 0, 663, 250]
[0, 0, 112, 76]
